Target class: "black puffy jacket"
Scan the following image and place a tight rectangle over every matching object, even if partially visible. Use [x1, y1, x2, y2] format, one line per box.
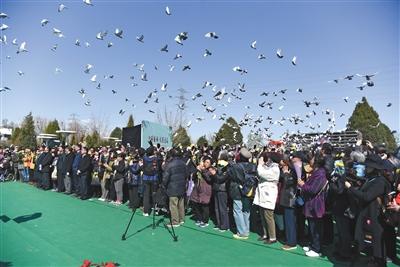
[163, 157, 188, 197]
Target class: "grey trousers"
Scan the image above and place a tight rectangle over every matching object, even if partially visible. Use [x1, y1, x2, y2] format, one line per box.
[101, 178, 109, 199]
[64, 174, 72, 193]
[114, 179, 124, 202]
[169, 196, 185, 225]
[260, 207, 276, 240]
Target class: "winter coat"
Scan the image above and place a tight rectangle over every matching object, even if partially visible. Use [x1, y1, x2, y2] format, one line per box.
[214, 161, 256, 200]
[163, 157, 188, 197]
[253, 162, 280, 210]
[40, 153, 54, 173]
[64, 152, 75, 176]
[129, 162, 142, 186]
[349, 176, 391, 259]
[142, 155, 160, 182]
[279, 168, 298, 208]
[112, 160, 128, 181]
[211, 160, 228, 192]
[301, 167, 328, 218]
[78, 155, 92, 176]
[190, 170, 212, 204]
[56, 153, 66, 175]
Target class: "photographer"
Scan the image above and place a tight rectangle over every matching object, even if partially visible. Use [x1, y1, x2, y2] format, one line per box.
[142, 146, 161, 216]
[127, 153, 142, 210]
[162, 148, 188, 227]
[344, 154, 392, 267]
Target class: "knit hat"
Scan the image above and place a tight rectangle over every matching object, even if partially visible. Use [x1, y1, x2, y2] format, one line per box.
[350, 151, 366, 163]
[239, 147, 252, 159]
[218, 150, 229, 161]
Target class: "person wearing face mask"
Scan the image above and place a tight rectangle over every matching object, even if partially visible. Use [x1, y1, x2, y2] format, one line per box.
[344, 154, 393, 267]
[279, 152, 305, 251]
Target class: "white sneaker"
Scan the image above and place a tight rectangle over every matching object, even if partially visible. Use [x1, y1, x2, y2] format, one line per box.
[305, 250, 321, 257]
[143, 213, 149, 217]
[303, 246, 310, 252]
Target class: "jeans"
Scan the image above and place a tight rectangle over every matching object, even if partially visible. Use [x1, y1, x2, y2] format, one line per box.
[233, 198, 250, 236]
[284, 207, 297, 246]
[308, 217, 323, 253]
[23, 168, 30, 182]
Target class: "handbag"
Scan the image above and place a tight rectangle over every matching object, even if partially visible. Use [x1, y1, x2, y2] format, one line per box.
[91, 171, 100, 186]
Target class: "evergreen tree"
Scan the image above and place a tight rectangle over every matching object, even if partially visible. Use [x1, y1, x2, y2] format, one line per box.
[127, 114, 135, 127]
[347, 97, 396, 151]
[70, 134, 77, 146]
[19, 112, 37, 148]
[196, 135, 208, 148]
[45, 119, 60, 135]
[85, 130, 101, 148]
[214, 117, 243, 147]
[173, 126, 191, 148]
[110, 127, 122, 139]
[11, 127, 21, 145]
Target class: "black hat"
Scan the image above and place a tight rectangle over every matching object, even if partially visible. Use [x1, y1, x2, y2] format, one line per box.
[269, 152, 283, 163]
[146, 146, 155, 156]
[364, 154, 385, 170]
[292, 151, 305, 161]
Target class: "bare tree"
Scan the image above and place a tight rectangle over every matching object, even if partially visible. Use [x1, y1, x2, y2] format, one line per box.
[34, 116, 48, 134]
[67, 113, 88, 142]
[156, 105, 187, 133]
[87, 114, 110, 137]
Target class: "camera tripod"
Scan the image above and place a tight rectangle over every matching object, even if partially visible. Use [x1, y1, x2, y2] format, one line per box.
[121, 191, 178, 242]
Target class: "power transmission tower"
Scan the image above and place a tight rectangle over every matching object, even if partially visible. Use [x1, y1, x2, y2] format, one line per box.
[175, 88, 188, 127]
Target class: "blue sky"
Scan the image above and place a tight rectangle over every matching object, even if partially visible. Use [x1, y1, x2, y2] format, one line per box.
[1, 0, 399, 142]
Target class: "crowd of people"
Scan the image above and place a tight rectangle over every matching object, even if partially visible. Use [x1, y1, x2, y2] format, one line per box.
[1, 139, 400, 267]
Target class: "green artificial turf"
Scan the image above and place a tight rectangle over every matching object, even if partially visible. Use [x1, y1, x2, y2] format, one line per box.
[0, 182, 397, 266]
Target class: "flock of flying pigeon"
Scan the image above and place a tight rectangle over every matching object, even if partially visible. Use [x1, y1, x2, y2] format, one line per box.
[0, 1, 394, 143]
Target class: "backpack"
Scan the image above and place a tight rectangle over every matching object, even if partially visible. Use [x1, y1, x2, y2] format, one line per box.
[143, 157, 158, 176]
[238, 163, 258, 198]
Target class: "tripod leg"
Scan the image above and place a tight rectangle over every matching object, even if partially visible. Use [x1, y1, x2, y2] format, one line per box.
[121, 209, 136, 240]
[152, 203, 157, 229]
[168, 204, 178, 242]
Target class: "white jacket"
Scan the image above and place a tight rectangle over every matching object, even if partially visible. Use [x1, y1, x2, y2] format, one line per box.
[253, 162, 280, 210]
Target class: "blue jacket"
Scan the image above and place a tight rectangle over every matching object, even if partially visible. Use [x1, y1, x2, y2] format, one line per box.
[72, 152, 81, 173]
[142, 156, 159, 182]
[129, 162, 142, 186]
